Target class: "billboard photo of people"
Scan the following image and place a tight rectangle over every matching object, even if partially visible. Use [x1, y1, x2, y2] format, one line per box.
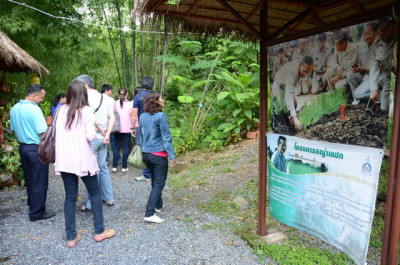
[269, 17, 395, 148]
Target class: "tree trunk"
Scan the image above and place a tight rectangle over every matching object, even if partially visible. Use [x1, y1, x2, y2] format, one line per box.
[101, 4, 122, 87]
[115, 0, 129, 87]
[140, 21, 144, 79]
[160, 16, 168, 97]
[131, 0, 137, 87]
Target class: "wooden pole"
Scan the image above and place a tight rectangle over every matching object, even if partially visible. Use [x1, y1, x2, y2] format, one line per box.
[381, 39, 400, 265]
[257, 0, 268, 236]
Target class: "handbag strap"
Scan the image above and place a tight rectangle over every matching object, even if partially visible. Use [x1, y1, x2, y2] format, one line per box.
[94, 94, 103, 113]
[137, 125, 141, 147]
[51, 106, 61, 137]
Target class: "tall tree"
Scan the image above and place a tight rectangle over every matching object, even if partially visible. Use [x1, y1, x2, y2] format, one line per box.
[114, 0, 130, 87]
[130, 0, 137, 87]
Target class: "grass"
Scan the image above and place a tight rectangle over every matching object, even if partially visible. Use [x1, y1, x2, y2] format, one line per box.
[257, 243, 352, 265]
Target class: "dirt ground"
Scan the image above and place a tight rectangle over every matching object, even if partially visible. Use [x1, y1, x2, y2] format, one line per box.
[273, 102, 389, 148]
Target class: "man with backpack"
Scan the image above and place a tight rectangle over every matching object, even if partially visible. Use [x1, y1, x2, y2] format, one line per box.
[130, 76, 154, 181]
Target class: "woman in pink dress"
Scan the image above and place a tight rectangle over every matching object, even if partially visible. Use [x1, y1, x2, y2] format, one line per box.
[54, 81, 115, 247]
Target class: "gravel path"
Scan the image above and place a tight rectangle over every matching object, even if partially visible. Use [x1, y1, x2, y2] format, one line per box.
[0, 164, 260, 265]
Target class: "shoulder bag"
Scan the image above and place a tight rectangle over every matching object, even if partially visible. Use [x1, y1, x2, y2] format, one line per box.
[38, 107, 60, 164]
[128, 145, 146, 170]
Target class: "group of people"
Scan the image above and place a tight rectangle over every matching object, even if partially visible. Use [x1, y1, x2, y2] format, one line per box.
[270, 17, 395, 131]
[9, 74, 177, 248]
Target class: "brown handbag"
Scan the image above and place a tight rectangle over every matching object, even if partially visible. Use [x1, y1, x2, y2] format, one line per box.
[38, 106, 60, 164]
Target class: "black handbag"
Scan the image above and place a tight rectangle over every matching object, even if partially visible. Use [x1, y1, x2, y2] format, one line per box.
[38, 107, 60, 164]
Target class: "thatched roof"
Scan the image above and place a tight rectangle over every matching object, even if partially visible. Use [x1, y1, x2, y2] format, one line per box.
[132, 0, 399, 45]
[0, 30, 49, 76]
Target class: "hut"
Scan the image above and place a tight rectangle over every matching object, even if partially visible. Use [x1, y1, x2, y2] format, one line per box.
[0, 30, 49, 76]
[0, 29, 49, 142]
[0, 30, 49, 187]
[133, 1, 400, 264]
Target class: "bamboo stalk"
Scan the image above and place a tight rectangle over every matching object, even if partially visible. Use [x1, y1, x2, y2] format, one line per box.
[101, 3, 122, 88]
[191, 50, 222, 132]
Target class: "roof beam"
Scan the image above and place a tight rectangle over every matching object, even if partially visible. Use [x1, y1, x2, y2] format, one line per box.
[312, 14, 323, 27]
[150, 0, 168, 12]
[268, 8, 314, 39]
[186, 0, 200, 16]
[266, 6, 393, 46]
[246, 0, 263, 21]
[270, 0, 319, 9]
[214, 0, 262, 39]
[351, 0, 365, 14]
[270, 0, 356, 11]
[319, 0, 353, 11]
[291, 9, 317, 30]
[153, 10, 299, 33]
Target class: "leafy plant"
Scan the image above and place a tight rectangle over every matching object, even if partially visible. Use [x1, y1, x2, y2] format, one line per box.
[214, 70, 260, 135]
[0, 139, 23, 186]
[40, 101, 51, 117]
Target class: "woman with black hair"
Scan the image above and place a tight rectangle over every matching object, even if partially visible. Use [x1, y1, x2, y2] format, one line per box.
[51, 93, 66, 116]
[111, 87, 132, 173]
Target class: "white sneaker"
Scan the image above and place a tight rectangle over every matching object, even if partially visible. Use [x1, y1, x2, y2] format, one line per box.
[352, 99, 360, 105]
[111, 168, 117, 173]
[121, 168, 129, 173]
[144, 214, 164, 223]
[135, 176, 151, 181]
[155, 206, 163, 213]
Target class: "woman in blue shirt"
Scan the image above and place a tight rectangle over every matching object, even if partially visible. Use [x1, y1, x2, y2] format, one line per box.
[139, 91, 176, 223]
[51, 93, 66, 116]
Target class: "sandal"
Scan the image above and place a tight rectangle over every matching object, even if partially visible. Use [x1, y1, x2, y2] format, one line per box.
[105, 201, 114, 207]
[80, 206, 92, 212]
[67, 233, 81, 248]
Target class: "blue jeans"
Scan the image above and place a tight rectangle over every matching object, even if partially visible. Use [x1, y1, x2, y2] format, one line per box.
[86, 138, 114, 209]
[142, 153, 168, 217]
[112, 133, 131, 168]
[61, 172, 104, 240]
[135, 127, 152, 179]
[106, 133, 116, 163]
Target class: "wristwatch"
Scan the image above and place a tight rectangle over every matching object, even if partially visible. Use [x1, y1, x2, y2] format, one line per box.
[130, 128, 135, 130]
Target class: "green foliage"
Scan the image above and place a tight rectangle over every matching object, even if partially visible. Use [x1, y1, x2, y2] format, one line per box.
[0, 139, 21, 175]
[258, 243, 351, 265]
[298, 89, 348, 130]
[190, 60, 219, 71]
[177, 95, 194, 103]
[0, 0, 120, 101]
[214, 70, 260, 135]
[369, 215, 384, 249]
[377, 156, 389, 201]
[0, 1, 261, 154]
[177, 40, 202, 54]
[40, 101, 51, 117]
[0, 104, 24, 185]
[156, 54, 190, 66]
[387, 114, 393, 149]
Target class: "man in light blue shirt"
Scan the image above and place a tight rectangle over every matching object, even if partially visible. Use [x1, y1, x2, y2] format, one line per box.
[10, 84, 55, 221]
[271, 136, 287, 172]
